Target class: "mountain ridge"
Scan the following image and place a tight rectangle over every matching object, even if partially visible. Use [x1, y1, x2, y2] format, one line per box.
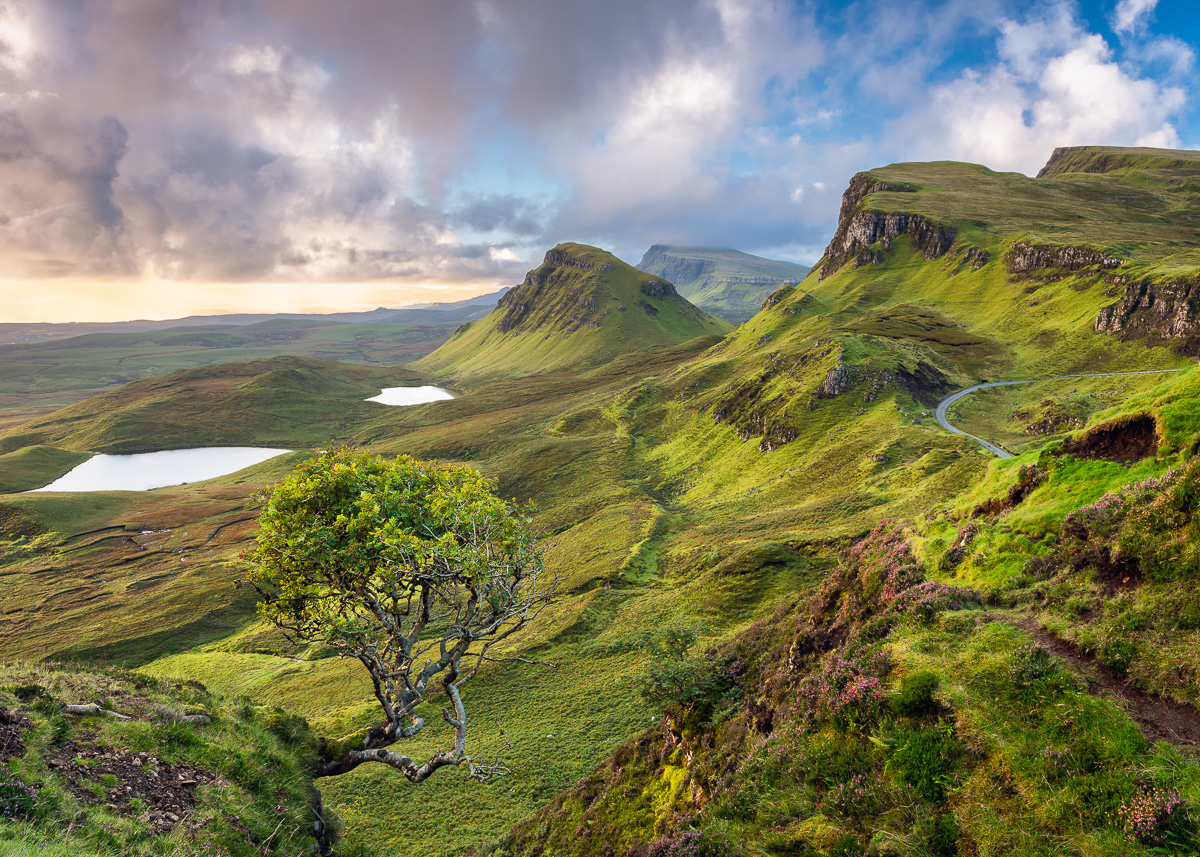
[637, 244, 811, 322]
[418, 242, 731, 377]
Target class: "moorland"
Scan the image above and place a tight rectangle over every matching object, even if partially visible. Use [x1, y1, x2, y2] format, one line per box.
[1, 146, 1200, 856]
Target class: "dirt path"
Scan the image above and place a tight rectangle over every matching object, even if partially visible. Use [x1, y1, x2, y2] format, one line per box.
[935, 369, 1187, 458]
[1016, 618, 1200, 749]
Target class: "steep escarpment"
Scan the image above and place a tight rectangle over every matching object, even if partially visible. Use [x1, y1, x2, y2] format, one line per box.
[817, 172, 956, 280]
[1095, 275, 1200, 348]
[637, 245, 713, 288]
[418, 243, 731, 377]
[1037, 145, 1200, 179]
[637, 245, 812, 322]
[798, 149, 1200, 355]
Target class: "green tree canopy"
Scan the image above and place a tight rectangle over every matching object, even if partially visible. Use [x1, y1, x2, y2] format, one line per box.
[246, 448, 554, 780]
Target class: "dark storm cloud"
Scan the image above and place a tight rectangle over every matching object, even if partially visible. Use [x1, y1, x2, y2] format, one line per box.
[449, 194, 544, 237]
[84, 116, 128, 228]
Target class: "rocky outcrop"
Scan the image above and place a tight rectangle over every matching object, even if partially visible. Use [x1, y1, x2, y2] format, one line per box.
[821, 364, 851, 397]
[818, 173, 954, 281]
[1006, 241, 1124, 274]
[761, 284, 795, 310]
[962, 247, 990, 270]
[638, 279, 677, 298]
[1095, 275, 1200, 342]
[494, 248, 611, 333]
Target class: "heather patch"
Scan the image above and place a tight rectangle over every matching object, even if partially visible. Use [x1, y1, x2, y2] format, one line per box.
[1113, 785, 1191, 846]
[800, 649, 892, 731]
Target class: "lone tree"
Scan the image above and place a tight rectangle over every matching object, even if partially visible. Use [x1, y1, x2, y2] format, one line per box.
[245, 448, 555, 781]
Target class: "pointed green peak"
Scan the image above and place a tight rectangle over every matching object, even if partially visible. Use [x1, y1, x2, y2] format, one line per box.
[418, 243, 731, 377]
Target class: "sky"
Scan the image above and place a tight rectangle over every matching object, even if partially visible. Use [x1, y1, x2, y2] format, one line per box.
[0, 0, 1197, 322]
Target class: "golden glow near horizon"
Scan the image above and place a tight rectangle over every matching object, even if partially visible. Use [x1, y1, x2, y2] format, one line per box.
[4, 279, 506, 324]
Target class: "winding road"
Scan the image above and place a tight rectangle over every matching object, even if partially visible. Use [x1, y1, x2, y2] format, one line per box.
[935, 369, 1189, 458]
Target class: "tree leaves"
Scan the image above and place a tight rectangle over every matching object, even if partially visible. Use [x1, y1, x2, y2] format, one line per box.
[243, 447, 555, 779]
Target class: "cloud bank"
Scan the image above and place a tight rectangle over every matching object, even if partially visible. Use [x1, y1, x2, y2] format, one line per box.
[0, 0, 1192, 318]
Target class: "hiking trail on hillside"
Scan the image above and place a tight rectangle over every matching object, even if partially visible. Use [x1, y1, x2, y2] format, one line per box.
[1014, 617, 1200, 749]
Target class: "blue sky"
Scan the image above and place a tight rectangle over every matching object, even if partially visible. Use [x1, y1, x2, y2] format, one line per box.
[0, 0, 1196, 321]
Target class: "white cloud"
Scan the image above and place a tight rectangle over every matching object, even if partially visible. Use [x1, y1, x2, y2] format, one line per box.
[0, 3, 35, 78]
[896, 6, 1184, 175]
[1112, 0, 1158, 35]
[1140, 35, 1196, 77]
[547, 0, 825, 242]
[566, 58, 736, 223]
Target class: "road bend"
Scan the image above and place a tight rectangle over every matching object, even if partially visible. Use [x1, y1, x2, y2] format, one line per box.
[935, 369, 1189, 459]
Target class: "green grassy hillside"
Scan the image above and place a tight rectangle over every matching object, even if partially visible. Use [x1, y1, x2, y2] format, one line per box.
[483, 145, 1200, 857]
[637, 244, 811, 322]
[0, 356, 435, 457]
[6, 147, 1200, 857]
[418, 243, 732, 377]
[0, 317, 457, 434]
[0, 662, 321, 856]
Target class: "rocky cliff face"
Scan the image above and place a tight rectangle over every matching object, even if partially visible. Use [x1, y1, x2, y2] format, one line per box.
[1095, 275, 1200, 344]
[637, 245, 713, 286]
[818, 173, 955, 280]
[494, 247, 615, 334]
[1006, 241, 1125, 274]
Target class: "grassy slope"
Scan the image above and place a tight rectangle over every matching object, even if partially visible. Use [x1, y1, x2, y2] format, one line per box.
[0, 662, 319, 856]
[487, 148, 1200, 856]
[418, 243, 732, 378]
[0, 356, 436, 458]
[0, 317, 456, 434]
[636, 245, 812, 322]
[5, 149, 1200, 855]
[862, 150, 1200, 275]
[501, 524, 1199, 857]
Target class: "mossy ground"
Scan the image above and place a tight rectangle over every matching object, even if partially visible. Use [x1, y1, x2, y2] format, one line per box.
[0, 662, 319, 856]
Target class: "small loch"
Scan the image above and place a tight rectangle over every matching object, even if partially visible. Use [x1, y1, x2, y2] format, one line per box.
[365, 386, 454, 406]
[29, 447, 291, 493]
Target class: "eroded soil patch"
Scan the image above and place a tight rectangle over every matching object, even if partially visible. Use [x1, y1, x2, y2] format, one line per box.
[1019, 619, 1200, 748]
[1062, 413, 1158, 464]
[0, 707, 29, 760]
[47, 740, 217, 831]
